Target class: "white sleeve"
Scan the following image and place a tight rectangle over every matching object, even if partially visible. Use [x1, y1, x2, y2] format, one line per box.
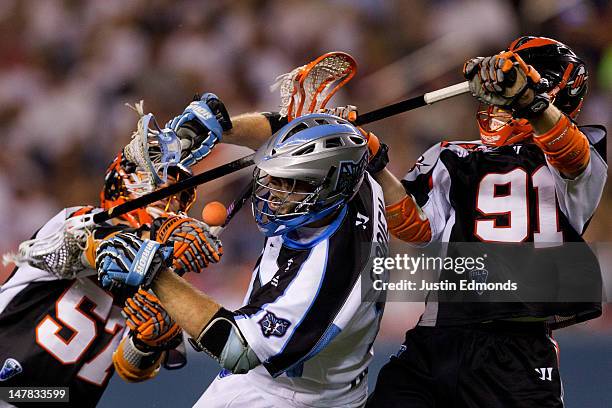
[401, 143, 454, 243]
[547, 126, 608, 234]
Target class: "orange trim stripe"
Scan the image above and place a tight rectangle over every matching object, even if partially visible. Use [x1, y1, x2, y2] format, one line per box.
[385, 196, 431, 243]
[510, 37, 561, 52]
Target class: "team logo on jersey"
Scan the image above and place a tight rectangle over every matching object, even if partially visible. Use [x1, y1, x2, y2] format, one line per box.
[259, 311, 291, 338]
[0, 358, 23, 381]
[469, 269, 488, 295]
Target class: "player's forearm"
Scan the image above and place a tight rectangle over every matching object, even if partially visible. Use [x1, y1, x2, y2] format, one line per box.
[223, 113, 273, 150]
[529, 104, 590, 179]
[151, 268, 221, 338]
[152, 269, 260, 374]
[373, 168, 409, 205]
[373, 168, 432, 243]
[528, 102, 563, 135]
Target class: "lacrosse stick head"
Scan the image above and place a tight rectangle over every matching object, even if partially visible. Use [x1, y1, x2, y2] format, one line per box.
[271, 52, 357, 121]
[123, 101, 183, 186]
[100, 153, 196, 227]
[2, 213, 95, 279]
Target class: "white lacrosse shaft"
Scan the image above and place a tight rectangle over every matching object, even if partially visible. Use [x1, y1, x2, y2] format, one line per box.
[423, 81, 470, 104]
[354, 81, 470, 126]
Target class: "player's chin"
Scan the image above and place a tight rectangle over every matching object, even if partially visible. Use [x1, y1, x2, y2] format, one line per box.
[270, 205, 295, 216]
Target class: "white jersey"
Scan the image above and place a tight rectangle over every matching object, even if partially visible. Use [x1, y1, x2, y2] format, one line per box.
[196, 174, 389, 407]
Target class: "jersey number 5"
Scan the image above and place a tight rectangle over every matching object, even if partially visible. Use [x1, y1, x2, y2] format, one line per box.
[35, 279, 125, 385]
[475, 167, 562, 243]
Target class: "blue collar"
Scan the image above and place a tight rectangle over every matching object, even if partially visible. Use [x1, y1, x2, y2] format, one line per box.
[282, 206, 347, 250]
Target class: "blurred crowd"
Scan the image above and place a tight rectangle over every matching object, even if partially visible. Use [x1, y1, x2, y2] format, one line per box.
[1, 0, 610, 334]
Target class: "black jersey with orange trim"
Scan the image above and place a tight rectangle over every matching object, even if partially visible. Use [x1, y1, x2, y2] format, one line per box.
[0, 207, 130, 408]
[400, 126, 607, 328]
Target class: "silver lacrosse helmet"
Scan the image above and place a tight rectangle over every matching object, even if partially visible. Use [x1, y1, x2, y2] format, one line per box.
[252, 113, 368, 237]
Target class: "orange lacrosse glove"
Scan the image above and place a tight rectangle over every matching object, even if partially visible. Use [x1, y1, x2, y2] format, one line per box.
[386, 195, 432, 243]
[112, 336, 164, 382]
[153, 215, 223, 275]
[357, 127, 389, 175]
[123, 289, 182, 351]
[463, 51, 550, 118]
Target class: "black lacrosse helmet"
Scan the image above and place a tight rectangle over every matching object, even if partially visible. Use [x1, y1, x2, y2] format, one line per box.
[508, 36, 588, 118]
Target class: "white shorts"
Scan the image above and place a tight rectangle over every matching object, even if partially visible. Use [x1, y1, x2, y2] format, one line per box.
[193, 369, 367, 408]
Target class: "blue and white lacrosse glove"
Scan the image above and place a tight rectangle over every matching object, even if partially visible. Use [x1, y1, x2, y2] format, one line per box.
[96, 232, 173, 291]
[167, 93, 232, 168]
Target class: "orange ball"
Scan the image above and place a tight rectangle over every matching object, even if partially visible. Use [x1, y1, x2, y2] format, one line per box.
[201, 201, 227, 226]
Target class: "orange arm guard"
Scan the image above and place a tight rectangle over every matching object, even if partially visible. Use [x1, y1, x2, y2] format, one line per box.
[385, 195, 432, 243]
[112, 336, 164, 383]
[532, 114, 590, 176]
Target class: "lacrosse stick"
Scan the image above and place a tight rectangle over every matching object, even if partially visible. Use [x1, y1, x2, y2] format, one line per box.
[271, 51, 357, 121]
[354, 81, 469, 125]
[5, 68, 470, 274]
[92, 81, 470, 226]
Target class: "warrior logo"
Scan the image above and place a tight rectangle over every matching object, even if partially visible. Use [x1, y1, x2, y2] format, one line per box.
[568, 65, 587, 96]
[355, 212, 369, 229]
[258, 311, 291, 338]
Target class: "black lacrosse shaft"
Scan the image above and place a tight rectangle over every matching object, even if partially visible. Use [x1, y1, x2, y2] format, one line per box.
[216, 92, 429, 224]
[95, 93, 432, 224]
[222, 181, 253, 228]
[94, 153, 255, 224]
[354, 95, 426, 126]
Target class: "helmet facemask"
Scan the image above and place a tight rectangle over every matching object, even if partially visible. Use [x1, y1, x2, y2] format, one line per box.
[254, 172, 317, 217]
[100, 155, 196, 227]
[252, 169, 345, 237]
[251, 113, 368, 237]
[477, 104, 533, 146]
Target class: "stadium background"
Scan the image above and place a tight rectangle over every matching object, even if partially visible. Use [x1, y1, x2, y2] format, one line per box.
[0, 0, 609, 406]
